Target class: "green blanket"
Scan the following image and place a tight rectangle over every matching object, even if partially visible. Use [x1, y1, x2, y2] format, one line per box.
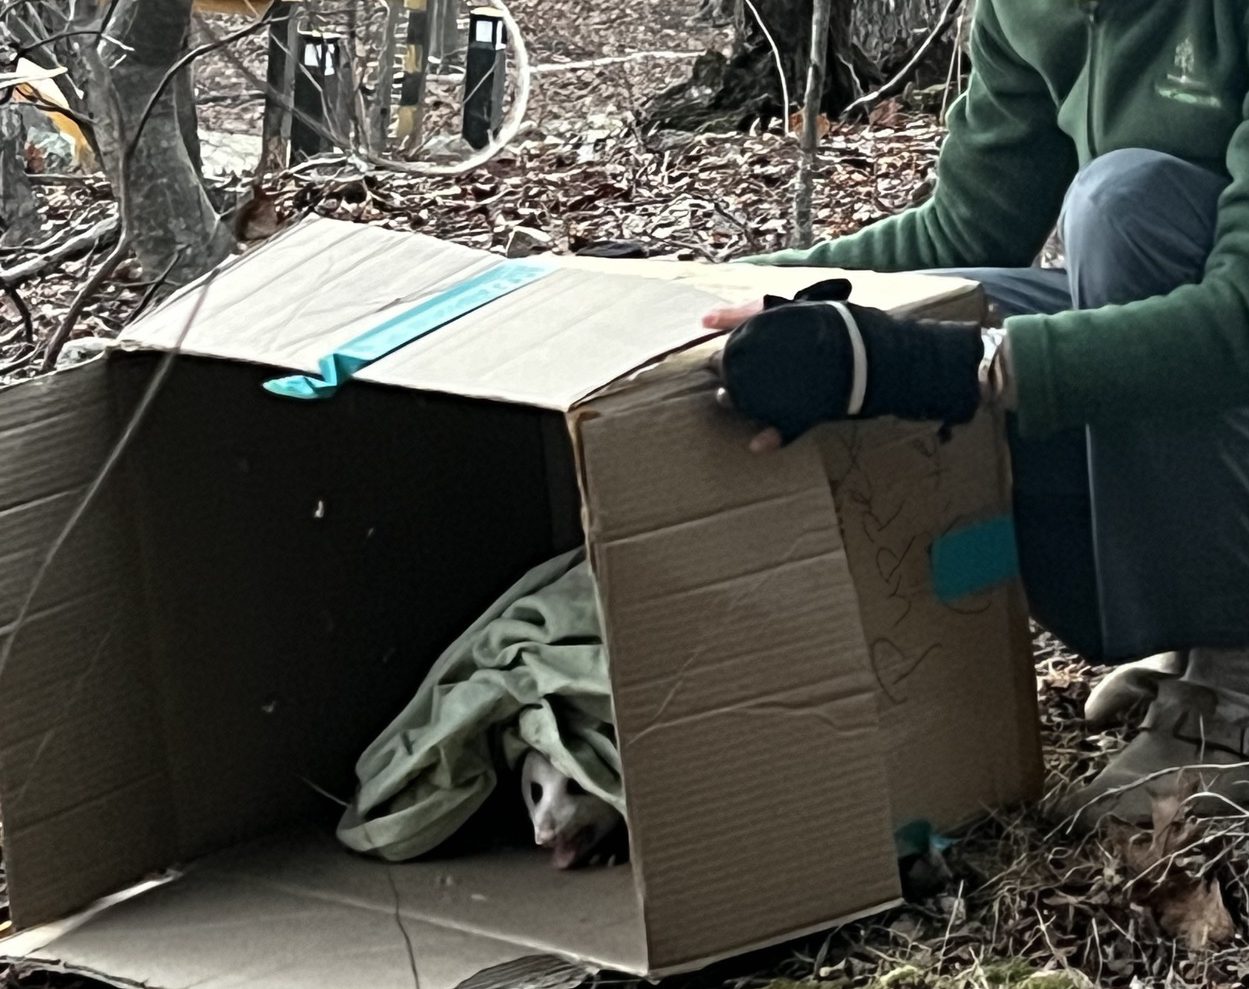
[336, 547, 623, 862]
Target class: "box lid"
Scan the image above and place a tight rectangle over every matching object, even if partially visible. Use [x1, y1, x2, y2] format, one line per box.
[114, 217, 979, 412]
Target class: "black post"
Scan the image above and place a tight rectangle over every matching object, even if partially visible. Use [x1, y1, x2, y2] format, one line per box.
[461, 7, 505, 150]
[261, 1, 298, 172]
[290, 30, 345, 162]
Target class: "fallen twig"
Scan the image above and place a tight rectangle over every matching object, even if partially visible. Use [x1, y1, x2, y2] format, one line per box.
[0, 215, 119, 285]
[0, 344, 33, 378]
[0, 275, 33, 345]
[1055, 761, 1249, 837]
[39, 228, 131, 370]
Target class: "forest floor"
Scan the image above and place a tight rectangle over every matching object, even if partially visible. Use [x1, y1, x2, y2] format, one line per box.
[2, 0, 1248, 987]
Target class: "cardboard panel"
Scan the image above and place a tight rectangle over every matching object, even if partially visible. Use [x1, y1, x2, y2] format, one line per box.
[116, 218, 737, 412]
[552, 254, 982, 322]
[577, 369, 900, 971]
[115, 219, 493, 370]
[357, 269, 726, 409]
[3, 827, 644, 989]
[114, 355, 568, 861]
[0, 363, 173, 929]
[818, 410, 1042, 828]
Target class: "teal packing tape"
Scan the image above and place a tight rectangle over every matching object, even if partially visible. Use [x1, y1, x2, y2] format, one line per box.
[894, 819, 954, 859]
[263, 259, 552, 400]
[930, 513, 1019, 603]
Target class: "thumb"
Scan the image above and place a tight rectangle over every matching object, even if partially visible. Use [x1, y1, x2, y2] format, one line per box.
[701, 298, 764, 330]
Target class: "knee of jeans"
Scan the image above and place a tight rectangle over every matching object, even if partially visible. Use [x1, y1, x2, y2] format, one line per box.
[1060, 148, 1189, 263]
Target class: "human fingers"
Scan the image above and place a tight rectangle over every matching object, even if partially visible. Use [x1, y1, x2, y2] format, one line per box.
[701, 298, 764, 330]
[748, 427, 783, 455]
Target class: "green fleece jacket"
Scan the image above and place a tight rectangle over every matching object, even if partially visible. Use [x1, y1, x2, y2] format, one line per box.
[745, 0, 1249, 438]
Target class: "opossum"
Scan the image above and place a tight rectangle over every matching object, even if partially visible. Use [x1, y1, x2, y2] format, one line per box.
[521, 749, 627, 869]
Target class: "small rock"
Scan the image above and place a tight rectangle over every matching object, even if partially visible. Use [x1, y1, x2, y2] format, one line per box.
[505, 226, 552, 258]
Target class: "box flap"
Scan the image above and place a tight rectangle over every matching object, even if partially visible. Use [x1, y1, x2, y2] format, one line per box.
[575, 365, 902, 972]
[1, 827, 641, 989]
[115, 219, 979, 414]
[818, 410, 1042, 830]
[114, 218, 733, 412]
[0, 364, 174, 929]
[552, 254, 983, 322]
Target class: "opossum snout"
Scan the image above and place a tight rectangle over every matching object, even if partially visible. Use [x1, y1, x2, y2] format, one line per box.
[521, 749, 621, 868]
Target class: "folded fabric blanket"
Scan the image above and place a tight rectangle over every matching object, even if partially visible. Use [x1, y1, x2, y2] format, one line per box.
[336, 546, 622, 862]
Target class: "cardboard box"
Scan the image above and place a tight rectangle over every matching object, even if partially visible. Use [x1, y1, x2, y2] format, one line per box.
[0, 218, 1040, 989]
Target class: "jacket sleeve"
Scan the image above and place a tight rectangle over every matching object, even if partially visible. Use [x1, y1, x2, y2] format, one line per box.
[740, 0, 1078, 271]
[1007, 61, 1249, 437]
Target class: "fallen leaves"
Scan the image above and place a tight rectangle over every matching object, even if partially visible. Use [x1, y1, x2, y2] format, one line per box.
[788, 108, 833, 138]
[268, 108, 944, 271]
[1151, 878, 1234, 951]
[1108, 780, 1236, 951]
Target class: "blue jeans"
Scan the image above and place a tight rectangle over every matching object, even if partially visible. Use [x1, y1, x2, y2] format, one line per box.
[929, 148, 1249, 662]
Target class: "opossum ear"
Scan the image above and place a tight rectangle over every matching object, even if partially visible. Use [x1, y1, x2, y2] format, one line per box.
[520, 751, 543, 812]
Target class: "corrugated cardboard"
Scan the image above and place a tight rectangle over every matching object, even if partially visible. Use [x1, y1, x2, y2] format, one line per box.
[0, 218, 1040, 989]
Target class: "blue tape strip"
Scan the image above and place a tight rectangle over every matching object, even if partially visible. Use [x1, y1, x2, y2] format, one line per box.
[263, 259, 553, 400]
[894, 819, 954, 858]
[930, 514, 1019, 603]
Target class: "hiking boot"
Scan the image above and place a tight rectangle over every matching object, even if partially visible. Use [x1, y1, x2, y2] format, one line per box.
[1083, 650, 1184, 728]
[1058, 675, 1249, 829]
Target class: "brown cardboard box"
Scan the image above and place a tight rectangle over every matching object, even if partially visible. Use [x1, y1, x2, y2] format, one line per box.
[0, 218, 1040, 989]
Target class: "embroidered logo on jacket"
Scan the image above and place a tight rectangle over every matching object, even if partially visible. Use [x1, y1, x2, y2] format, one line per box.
[1156, 36, 1221, 107]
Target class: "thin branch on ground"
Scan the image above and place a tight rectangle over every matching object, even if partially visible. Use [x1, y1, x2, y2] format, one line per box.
[0, 215, 119, 285]
[39, 228, 130, 369]
[0, 275, 32, 344]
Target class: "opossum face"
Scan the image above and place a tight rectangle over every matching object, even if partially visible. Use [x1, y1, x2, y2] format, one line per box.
[521, 750, 622, 869]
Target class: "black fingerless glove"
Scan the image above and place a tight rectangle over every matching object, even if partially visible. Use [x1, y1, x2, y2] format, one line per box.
[719, 286, 984, 445]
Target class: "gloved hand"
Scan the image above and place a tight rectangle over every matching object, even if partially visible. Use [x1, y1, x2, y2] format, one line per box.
[712, 284, 985, 447]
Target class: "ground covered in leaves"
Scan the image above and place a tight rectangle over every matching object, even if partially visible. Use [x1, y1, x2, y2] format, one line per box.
[2, 1, 1247, 987]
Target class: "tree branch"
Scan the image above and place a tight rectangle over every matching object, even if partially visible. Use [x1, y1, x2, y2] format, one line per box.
[790, 0, 832, 248]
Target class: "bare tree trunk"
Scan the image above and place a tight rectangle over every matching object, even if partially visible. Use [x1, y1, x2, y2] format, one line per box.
[643, 0, 863, 133]
[174, 60, 204, 177]
[644, 0, 964, 132]
[0, 106, 40, 247]
[77, 0, 233, 288]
